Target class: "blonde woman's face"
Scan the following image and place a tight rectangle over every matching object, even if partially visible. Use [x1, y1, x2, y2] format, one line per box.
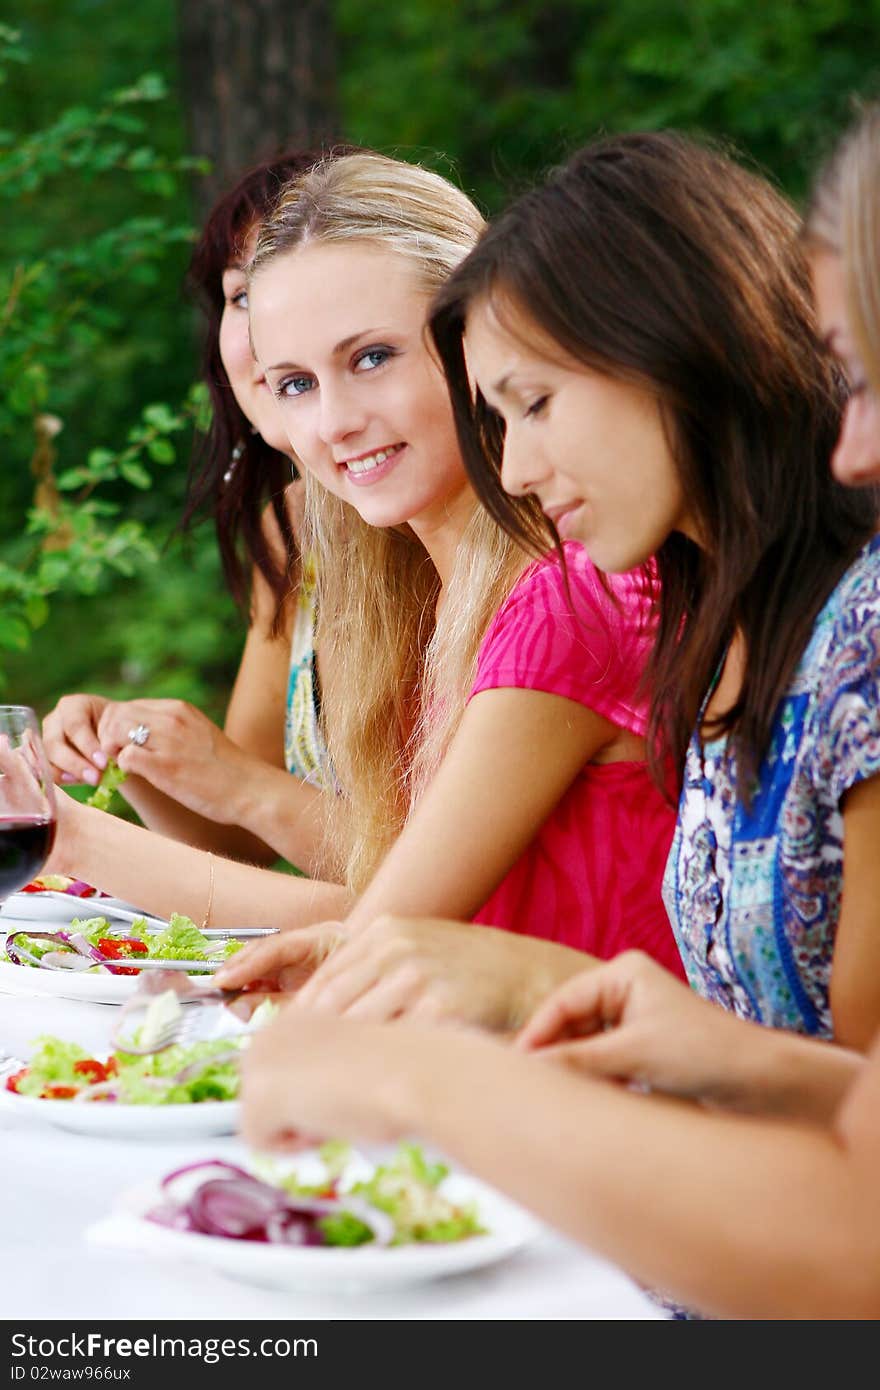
[249, 241, 468, 530]
[218, 226, 291, 454]
[812, 248, 880, 486]
[464, 295, 696, 572]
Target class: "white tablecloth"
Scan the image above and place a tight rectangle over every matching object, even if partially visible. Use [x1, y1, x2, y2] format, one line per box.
[0, 988, 665, 1321]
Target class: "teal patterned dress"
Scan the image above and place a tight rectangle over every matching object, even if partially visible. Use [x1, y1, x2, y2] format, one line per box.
[283, 557, 333, 790]
[663, 534, 880, 1036]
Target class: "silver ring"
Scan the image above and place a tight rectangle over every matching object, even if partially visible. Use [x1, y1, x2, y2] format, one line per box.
[127, 724, 151, 747]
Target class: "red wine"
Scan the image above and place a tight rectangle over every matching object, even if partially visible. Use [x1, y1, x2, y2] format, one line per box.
[0, 818, 57, 897]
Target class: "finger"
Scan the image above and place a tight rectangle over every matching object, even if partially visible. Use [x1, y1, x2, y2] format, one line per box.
[539, 1033, 637, 1079]
[43, 709, 105, 785]
[114, 743, 167, 781]
[341, 967, 424, 1023]
[239, 1074, 321, 1152]
[215, 928, 327, 987]
[407, 990, 457, 1026]
[98, 706, 164, 760]
[241, 1114, 319, 1153]
[293, 933, 370, 1008]
[295, 948, 387, 1016]
[517, 970, 625, 1051]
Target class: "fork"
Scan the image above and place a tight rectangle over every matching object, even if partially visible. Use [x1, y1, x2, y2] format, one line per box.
[109, 971, 254, 1055]
[0, 1050, 25, 1081]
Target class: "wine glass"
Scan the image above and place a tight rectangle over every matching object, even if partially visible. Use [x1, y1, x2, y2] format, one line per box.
[0, 705, 57, 901]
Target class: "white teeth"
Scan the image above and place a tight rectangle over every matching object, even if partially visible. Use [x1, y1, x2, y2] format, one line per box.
[344, 445, 402, 474]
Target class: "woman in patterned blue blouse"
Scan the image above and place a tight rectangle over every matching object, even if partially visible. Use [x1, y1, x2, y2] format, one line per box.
[430, 128, 880, 1052]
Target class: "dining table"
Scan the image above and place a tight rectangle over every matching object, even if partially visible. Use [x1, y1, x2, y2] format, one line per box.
[0, 982, 667, 1322]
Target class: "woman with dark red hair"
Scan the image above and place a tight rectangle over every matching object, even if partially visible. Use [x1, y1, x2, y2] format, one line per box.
[42, 150, 348, 876]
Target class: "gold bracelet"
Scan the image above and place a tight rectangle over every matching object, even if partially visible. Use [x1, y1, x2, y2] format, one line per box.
[200, 853, 215, 932]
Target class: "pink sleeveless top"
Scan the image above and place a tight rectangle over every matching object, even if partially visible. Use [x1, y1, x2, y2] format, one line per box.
[470, 543, 683, 976]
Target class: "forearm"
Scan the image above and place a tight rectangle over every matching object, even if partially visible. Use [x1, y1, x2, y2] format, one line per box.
[51, 802, 352, 929]
[394, 1039, 878, 1319]
[229, 762, 330, 877]
[116, 776, 280, 865]
[704, 1022, 864, 1125]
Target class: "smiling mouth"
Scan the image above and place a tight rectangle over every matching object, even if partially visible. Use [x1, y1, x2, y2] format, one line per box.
[339, 442, 406, 476]
[544, 500, 583, 525]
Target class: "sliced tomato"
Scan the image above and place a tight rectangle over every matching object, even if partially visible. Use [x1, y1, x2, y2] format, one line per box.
[40, 1084, 78, 1100]
[73, 1058, 110, 1083]
[97, 937, 148, 959]
[5, 1068, 28, 1093]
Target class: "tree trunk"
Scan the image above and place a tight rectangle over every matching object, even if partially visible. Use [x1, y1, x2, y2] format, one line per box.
[177, 0, 340, 214]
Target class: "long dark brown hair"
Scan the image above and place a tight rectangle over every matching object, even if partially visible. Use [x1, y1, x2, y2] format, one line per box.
[430, 131, 880, 790]
[183, 146, 354, 628]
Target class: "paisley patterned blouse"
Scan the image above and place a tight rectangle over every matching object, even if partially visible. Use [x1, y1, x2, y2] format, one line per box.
[663, 533, 880, 1036]
[283, 556, 333, 790]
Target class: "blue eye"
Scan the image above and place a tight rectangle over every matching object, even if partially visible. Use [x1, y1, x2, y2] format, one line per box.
[354, 346, 393, 372]
[278, 374, 315, 398]
[231, 289, 248, 310]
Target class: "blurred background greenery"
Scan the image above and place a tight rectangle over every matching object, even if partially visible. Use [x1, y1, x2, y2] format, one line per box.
[2, 0, 879, 724]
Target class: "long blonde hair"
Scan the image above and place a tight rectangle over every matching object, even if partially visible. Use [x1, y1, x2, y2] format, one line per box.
[807, 103, 880, 394]
[251, 153, 531, 891]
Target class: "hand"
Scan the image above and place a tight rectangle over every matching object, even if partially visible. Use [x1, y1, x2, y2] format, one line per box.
[42, 694, 110, 787]
[287, 914, 585, 1030]
[240, 1003, 479, 1153]
[214, 921, 344, 993]
[518, 950, 750, 1103]
[94, 699, 253, 824]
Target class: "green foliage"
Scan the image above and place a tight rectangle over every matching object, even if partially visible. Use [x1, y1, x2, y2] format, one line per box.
[2, 0, 880, 722]
[337, 0, 880, 207]
[0, 21, 229, 704]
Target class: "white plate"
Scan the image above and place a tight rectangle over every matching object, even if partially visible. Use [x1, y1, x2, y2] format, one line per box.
[0, 956, 142, 1003]
[0, 957, 226, 1005]
[91, 1166, 539, 1292]
[0, 890, 167, 932]
[0, 1089, 239, 1138]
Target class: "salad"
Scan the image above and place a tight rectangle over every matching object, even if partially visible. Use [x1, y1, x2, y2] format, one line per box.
[85, 757, 126, 811]
[21, 874, 102, 897]
[3, 912, 243, 975]
[3, 987, 276, 1104]
[149, 1143, 486, 1247]
[5, 1033, 242, 1105]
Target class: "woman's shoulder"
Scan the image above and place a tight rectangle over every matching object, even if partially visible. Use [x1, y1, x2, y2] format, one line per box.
[500, 542, 654, 625]
[472, 542, 655, 716]
[814, 534, 880, 656]
[800, 534, 880, 704]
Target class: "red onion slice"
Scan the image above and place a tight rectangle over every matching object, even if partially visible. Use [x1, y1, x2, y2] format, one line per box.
[173, 1050, 241, 1085]
[159, 1159, 254, 1202]
[72, 1082, 119, 1103]
[147, 1161, 396, 1248]
[4, 929, 120, 973]
[187, 1177, 289, 1238]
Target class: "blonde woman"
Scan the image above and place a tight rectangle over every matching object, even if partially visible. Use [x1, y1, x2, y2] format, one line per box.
[48, 155, 679, 1024]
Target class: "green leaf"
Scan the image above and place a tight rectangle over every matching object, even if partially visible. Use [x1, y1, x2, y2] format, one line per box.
[142, 402, 179, 432]
[56, 468, 90, 491]
[24, 594, 49, 629]
[118, 460, 152, 489]
[86, 447, 116, 475]
[146, 437, 175, 464]
[0, 614, 31, 651]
